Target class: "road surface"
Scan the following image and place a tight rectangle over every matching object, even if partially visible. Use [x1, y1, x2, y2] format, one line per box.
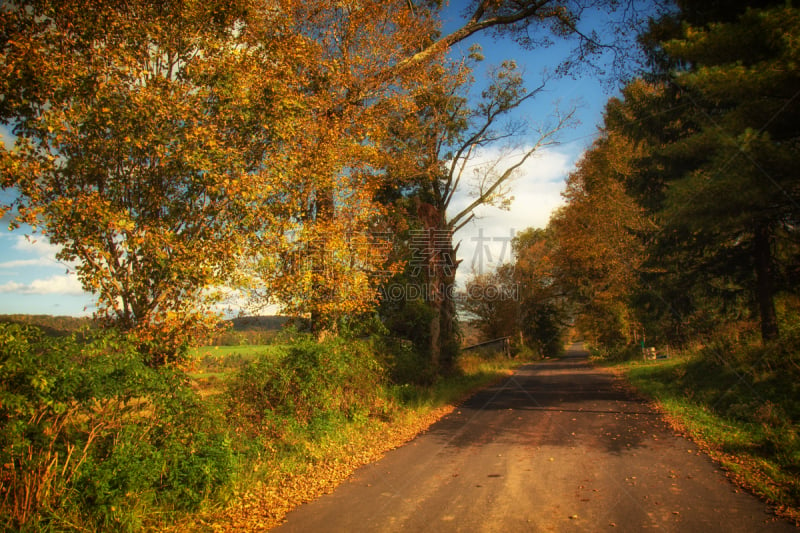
[274, 344, 796, 532]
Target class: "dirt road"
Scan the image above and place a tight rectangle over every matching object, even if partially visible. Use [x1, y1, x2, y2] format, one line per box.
[273, 344, 796, 532]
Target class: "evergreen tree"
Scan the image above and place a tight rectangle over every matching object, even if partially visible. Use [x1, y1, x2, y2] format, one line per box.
[638, 0, 800, 342]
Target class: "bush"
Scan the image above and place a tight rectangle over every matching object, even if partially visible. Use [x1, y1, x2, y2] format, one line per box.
[380, 298, 435, 359]
[226, 336, 390, 441]
[377, 336, 438, 386]
[699, 333, 800, 422]
[0, 323, 236, 531]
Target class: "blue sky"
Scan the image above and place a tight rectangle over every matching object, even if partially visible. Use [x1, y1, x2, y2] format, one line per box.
[0, 2, 641, 317]
[441, 2, 642, 287]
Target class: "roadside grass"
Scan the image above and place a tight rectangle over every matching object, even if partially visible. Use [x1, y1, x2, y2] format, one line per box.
[174, 348, 529, 531]
[2, 323, 532, 531]
[612, 349, 800, 524]
[394, 351, 523, 409]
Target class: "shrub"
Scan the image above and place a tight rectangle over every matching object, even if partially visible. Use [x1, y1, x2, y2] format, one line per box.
[0, 323, 236, 531]
[377, 336, 438, 386]
[226, 336, 390, 441]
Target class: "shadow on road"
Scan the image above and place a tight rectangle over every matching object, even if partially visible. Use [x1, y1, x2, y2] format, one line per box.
[274, 343, 797, 533]
[423, 346, 662, 455]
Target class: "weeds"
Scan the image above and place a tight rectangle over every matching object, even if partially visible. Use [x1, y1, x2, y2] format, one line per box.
[0, 324, 236, 531]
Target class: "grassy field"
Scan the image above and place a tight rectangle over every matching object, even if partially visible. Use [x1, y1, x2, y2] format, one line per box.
[611, 350, 800, 524]
[190, 344, 284, 370]
[187, 344, 286, 386]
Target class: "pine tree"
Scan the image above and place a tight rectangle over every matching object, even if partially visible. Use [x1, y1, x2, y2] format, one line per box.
[642, 0, 800, 342]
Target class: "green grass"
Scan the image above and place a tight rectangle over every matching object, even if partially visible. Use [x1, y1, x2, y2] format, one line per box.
[188, 344, 287, 376]
[174, 347, 531, 531]
[190, 344, 285, 361]
[429, 352, 523, 403]
[382, 350, 527, 410]
[187, 344, 287, 396]
[614, 351, 800, 522]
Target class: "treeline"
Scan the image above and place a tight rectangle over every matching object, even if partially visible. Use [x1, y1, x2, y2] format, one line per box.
[550, 0, 799, 355]
[0, 314, 288, 345]
[461, 228, 569, 358]
[463, 0, 800, 361]
[207, 316, 289, 346]
[0, 315, 93, 336]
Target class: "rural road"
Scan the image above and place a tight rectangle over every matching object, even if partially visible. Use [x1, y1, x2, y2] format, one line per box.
[273, 344, 796, 532]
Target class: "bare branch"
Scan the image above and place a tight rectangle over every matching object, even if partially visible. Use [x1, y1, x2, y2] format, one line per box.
[443, 75, 547, 209]
[448, 106, 577, 230]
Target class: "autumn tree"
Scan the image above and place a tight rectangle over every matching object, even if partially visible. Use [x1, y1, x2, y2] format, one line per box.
[512, 227, 570, 356]
[249, 0, 650, 340]
[381, 55, 576, 372]
[243, 0, 443, 335]
[549, 0, 800, 351]
[462, 263, 521, 342]
[548, 129, 647, 350]
[462, 228, 569, 357]
[366, 0, 654, 371]
[0, 0, 305, 364]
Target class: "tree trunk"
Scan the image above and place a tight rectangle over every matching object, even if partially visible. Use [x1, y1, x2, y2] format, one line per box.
[438, 268, 459, 372]
[427, 275, 458, 373]
[429, 300, 441, 369]
[430, 236, 459, 374]
[753, 222, 779, 343]
[310, 186, 336, 334]
[419, 202, 460, 374]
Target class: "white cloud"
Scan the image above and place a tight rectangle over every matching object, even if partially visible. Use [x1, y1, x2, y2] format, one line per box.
[448, 145, 573, 217]
[3, 234, 78, 271]
[0, 274, 85, 296]
[0, 258, 54, 269]
[449, 146, 577, 284]
[12, 235, 62, 258]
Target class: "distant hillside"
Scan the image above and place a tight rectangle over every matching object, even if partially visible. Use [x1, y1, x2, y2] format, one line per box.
[210, 316, 290, 346]
[0, 314, 96, 336]
[0, 314, 289, 339]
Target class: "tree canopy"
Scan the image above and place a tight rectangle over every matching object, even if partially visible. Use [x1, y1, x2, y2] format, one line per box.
[1, 0, 661, 364]
[544, 0, 800, 350]
[1, 0, 287, 364]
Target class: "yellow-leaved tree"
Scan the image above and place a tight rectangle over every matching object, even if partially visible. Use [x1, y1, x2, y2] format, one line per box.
[243, 0, 443, 333]
[549, 130, 648, 349]
[0, 0, 302, 365]
[1, 0, 648, 362]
